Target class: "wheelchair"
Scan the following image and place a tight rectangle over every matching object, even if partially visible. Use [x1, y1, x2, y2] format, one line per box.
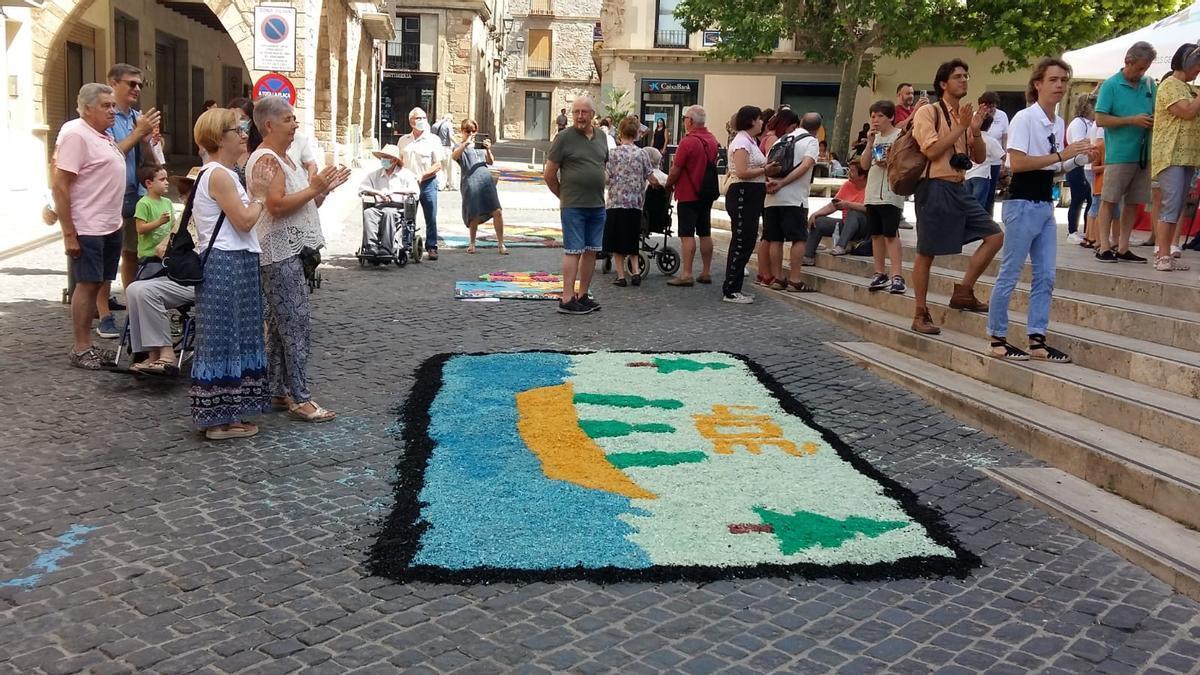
[357, 193, 423, 267]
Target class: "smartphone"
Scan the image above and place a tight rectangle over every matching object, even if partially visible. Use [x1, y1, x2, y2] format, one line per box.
[917, 90, 928, 100]
[474, 132, 491, 144]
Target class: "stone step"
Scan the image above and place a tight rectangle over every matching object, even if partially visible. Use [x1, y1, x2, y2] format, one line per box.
[812, 253, 1200, 353]
[707, 206, 1200, 310]
[984, 467, 1200, 603]
[783, 286, 1200, 457]
[790, 263, 1200, 401]
[829, 340, 1200, 534]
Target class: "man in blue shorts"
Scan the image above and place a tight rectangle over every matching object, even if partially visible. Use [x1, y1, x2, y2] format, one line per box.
[544, 95, 609, 315]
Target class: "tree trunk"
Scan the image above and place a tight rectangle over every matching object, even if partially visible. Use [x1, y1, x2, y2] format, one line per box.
[831, 49, 865, 160]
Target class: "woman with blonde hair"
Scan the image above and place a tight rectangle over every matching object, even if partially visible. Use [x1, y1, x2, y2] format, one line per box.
[451, 118, 506, 253]
[188, 107, 270, 439]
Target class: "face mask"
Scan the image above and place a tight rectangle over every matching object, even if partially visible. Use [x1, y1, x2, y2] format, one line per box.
[380, 159, 394, 170]
[239, 120, 251, 135]
[415, 120, 429, 132]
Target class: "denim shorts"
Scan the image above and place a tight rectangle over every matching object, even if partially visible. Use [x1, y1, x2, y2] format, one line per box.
[1156, 165, 1197, 224]
[561, 206, 605, 254]
[72, 230, 122, 283]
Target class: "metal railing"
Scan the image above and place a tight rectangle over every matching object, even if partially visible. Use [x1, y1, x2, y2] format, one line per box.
[385, 42, 420, 70]
[655, 30, 688, 48]
[529, 0, 553, 15]
[525, 58, 551, 78]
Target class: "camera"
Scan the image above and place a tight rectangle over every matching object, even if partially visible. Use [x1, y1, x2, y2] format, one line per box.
[949, 153, 973, 171]
[474, 132, 491, 145]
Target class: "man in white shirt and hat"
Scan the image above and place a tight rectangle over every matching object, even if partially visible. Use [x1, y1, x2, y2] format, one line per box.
[359, 144, 419, 257]
[397, 107, 445, 259]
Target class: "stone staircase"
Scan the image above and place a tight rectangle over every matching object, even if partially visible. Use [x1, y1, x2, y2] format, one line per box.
[709, 214, 1200, 600]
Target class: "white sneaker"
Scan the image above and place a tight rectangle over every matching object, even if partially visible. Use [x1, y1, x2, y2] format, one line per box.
[1067, 232, 1083, 244]
[1172, 245, 1182, 259]
[722, 292, 754, 304]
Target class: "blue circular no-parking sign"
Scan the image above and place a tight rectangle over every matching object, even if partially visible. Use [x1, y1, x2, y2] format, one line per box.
[252, 73, 297, 106]
[262, 15, 289, 44]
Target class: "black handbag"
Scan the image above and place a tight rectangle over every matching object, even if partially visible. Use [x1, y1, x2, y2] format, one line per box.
[163, 170, 226, 286]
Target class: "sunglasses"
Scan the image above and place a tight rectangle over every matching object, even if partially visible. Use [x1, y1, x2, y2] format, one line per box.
[120, 79, 144, 89]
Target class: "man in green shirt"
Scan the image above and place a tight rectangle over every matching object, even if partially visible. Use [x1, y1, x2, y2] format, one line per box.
[1093, 41, 1157, 263]
[544, 95, 608, 315]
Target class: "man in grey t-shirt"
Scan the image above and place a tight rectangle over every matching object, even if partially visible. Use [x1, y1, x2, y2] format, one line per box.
[544, 95, 608, 315]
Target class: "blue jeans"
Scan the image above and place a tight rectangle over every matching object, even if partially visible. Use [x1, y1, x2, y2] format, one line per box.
[419, 178, 438, 251]
[987, 199, 1056, 339]
[966, 177, 991, 210]
[561, 207, 605, 254]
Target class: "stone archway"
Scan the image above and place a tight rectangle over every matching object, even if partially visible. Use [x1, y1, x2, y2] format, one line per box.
[31, 0, 257, 133]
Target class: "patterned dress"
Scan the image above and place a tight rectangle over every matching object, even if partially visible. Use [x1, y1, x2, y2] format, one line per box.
[603, 143, 654, 255]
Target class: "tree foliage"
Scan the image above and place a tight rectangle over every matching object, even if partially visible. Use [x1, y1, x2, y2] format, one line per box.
[673, 0, 1180, 152]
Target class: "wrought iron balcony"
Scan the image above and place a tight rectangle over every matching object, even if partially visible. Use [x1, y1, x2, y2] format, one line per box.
[655, 30, 688, 48]
[385, 42, 420, 70]
[529, 0, 553, 15]
[525, 58, 551, 78]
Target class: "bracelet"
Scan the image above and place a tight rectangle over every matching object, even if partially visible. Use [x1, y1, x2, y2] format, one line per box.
[1055, 152, 1063, 164]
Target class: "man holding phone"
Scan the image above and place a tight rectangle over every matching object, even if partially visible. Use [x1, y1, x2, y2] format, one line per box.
[894, 83, 929, 129]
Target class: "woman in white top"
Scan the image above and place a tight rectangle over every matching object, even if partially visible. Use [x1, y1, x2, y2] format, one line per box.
[188, 108, 270, 440]
[722, 105, 777, 304]
[247, 96, 351, 424]
[1064, 94, 1095, 243]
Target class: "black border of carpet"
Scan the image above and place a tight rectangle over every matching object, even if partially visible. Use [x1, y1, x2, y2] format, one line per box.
[367, 350, 981, 584]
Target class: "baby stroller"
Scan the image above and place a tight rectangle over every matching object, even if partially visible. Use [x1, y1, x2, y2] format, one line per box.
[357, 194, 423, 267]
[604, 186, 681, 279]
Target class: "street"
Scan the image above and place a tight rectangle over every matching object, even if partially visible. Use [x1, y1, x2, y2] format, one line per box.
[0, 176, 1198, 674]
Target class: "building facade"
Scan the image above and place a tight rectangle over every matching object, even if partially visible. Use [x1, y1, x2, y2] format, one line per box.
[594, 0, 1029, 150]
[2, 0, 392, 252]
[376, 0, 509, 145]
[499, 0, 600, 140]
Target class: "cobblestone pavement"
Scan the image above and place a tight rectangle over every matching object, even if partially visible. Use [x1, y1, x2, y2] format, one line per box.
[2, 181, 1199, 674]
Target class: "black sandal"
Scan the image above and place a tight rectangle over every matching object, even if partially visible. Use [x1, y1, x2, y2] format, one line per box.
[786, 281, 818, 293]
[989, 337, 1029, 361]
[1028, 334, 1071, 363]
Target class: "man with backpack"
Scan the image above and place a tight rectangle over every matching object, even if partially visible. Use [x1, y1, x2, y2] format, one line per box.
[664, 105, 720, 286]
[905, 58, 1004, 335]
[762, 110, 821, 292]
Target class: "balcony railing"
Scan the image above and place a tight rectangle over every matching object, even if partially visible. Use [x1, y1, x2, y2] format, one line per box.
[655, 30, 688, 48]
[385, 42, 420, 70]
[525, 58, 551, 78]
[529, 0, 552, 15]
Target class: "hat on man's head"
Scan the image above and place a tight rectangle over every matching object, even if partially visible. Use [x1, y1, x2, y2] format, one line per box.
[372, 144, 403, 162]
[168, 166, 202, 193]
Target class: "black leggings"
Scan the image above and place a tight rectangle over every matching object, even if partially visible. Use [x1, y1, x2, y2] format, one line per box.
[723, 182, 765, 296]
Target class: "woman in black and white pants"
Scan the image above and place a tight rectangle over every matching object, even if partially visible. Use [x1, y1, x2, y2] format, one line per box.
[722, 106, 777, 304]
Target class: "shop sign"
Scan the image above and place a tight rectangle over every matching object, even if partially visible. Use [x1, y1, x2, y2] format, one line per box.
[643, 79, 697, 94]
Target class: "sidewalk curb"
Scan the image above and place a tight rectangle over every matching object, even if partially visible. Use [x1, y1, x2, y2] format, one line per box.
[0, 232, 60, 262]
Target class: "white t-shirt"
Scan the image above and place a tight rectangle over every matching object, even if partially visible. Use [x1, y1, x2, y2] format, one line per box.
[986, 109, 1009, 152]
[287, 132, 320, 170]
[965, 135, 1005, 181]
[1006, 103, 1069, 172]
[764, 130, 820, 208]
[864, 127, 904, 208]
[728, 131, 767, 185]
[194, 162, 260, 253]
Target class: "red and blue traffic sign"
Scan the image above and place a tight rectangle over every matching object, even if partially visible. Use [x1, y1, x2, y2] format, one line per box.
[261, 14, 289, 43]
[252, 72, 298, 107]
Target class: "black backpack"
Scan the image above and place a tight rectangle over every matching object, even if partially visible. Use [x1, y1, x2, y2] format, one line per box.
[766, 132, 812, 178]
[163, 170, 226, 286]
[689, 136, 720, 203]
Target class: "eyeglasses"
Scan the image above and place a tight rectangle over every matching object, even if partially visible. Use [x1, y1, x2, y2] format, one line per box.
[225, 127, 248, 136]
[120, 80, 144, 89]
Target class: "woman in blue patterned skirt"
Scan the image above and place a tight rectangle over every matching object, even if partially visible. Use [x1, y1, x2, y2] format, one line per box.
[188, 108, 270, 440]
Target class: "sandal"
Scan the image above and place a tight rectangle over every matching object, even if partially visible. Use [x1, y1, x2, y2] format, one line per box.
[289, 401, 337, 423]
[498, 245, 509, 255]
[1079, 238, 1097, 249]
[786, 280, 818, 293]
[613, 278, 628, 287]
[1028, 334, 1071, 363]
[132, 358, 179, 376]
[989, 337, 1029, 361]
[206, 422, 259, 440]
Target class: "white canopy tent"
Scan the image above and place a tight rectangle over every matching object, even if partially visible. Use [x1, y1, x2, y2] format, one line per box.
[1063, 2, 1200, 80]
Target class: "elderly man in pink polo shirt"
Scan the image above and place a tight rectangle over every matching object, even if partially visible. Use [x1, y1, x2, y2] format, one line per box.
[52, 83, 126, 369]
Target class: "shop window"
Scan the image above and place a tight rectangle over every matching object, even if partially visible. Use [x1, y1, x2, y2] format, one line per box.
[655, 0, 688, 48]
[526, 29, 551, 77]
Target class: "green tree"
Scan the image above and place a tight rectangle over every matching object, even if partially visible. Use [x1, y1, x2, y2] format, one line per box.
[674, 0, 1179, 155]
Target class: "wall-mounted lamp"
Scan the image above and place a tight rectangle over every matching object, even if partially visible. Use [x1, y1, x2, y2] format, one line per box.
[503, 18, 513, 34]
[516, 36, 525, 50]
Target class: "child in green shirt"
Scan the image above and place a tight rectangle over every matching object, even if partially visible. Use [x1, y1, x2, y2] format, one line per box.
[133, 165, 175, 260]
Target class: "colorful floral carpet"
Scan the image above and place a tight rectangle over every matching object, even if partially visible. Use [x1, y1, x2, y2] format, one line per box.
[438, 225, 563, 249]
[494, 168, 545, 184]
[369, 351, 977, 583]
[454, 280, 565, 300]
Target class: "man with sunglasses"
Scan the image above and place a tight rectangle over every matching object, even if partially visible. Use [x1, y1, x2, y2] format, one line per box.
[103, 63, 163, 338]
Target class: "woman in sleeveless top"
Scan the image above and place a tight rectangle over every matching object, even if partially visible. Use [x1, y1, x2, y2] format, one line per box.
[451, 118, 506, 253]
[723, 106, 778, 303]
[247, 97, 351, 424]
[188, 108, 269, 440]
